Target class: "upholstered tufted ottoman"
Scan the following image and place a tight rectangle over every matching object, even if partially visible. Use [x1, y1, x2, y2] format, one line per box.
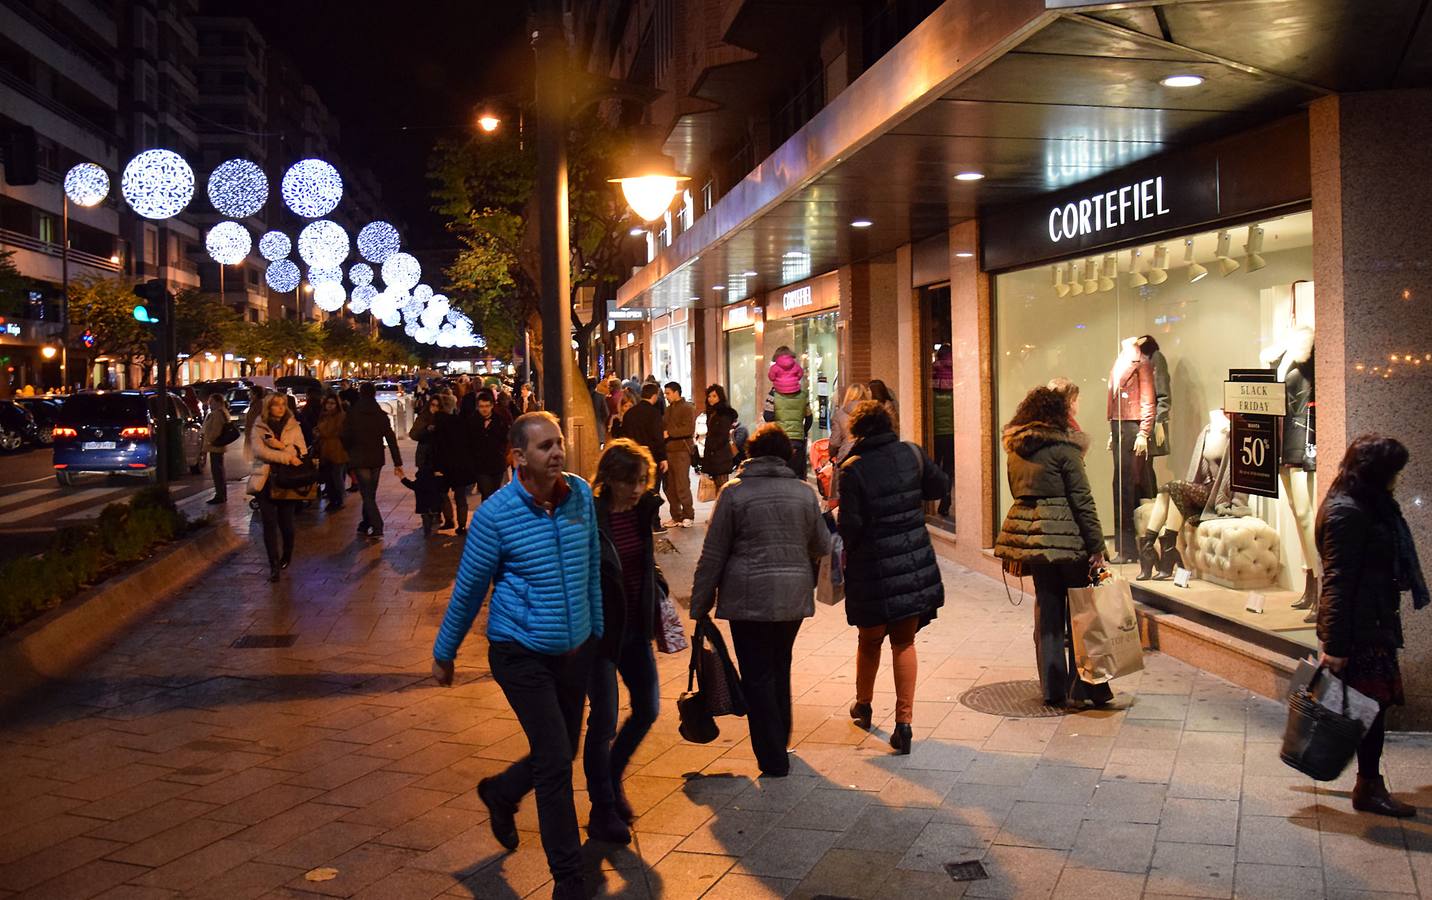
[1175, 516, 1282, 590]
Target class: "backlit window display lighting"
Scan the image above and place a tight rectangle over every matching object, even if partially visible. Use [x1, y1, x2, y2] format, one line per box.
[121, 149, 195, 219]
[313, 282, 346, 312]
[64, 163, 109, 207]
[381, 252, 421, 291]
[258, 230, 291, 261]
[357, 221, 401, 263]
[281, 159, 343, 218]
[297, 220, 350, 268]
[265, 259, 301, 292]
[205, 221, 251, 265]
[207, 159, 268, 218]
[309, 265, 343, 286]
[348, 262, 374, 287]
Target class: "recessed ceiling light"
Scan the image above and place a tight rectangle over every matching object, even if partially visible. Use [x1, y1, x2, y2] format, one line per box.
[954, 172, 984, 181]
[955, 251, 974, 258]
[1161, 74, 1204, 88]
[689, 296, 701, 302]
[850, 219, 873, 228]
[742, 270, 757, 277]
[628, 227, 644, 236]
[712, 285, 725, 291]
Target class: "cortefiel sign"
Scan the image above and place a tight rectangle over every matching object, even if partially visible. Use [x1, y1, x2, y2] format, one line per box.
[781, 285, 813, 311]
[1047, 177, 1170, 244]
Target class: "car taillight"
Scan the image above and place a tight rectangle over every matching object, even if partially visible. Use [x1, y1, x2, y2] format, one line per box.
[52, 426, 78, 439]
[120, 426, 150, 439]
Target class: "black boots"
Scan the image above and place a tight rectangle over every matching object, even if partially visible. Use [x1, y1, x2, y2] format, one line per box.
[587, 803, 632, 844]
[850, 701, 873, 730]
[477, 777, 519, 851]
[1352, 775, 1416, 818]
[1291, 570, 1320, 623]
[1135, 531, 1159, 581]
[890, 723, 912, 755]
[1152, 531, 1181, 581]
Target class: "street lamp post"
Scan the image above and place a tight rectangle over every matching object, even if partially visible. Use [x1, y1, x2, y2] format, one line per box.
[533, 0, 572, 424]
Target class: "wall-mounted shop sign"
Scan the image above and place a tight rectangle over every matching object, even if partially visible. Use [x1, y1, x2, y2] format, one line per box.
[1, 323, 20, 336]
[606, 301, 647, 320]
[1223, 379, 1287, 416]
[723, 302, 758, 331]
[980, 114, 1311, 271]
[1226, 368, 1283, 498]
[764, 271, 840, 321]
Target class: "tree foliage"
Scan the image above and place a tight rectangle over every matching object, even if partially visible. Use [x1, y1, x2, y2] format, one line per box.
[0, 249, 36, 319]
[67, 275, 150, 362]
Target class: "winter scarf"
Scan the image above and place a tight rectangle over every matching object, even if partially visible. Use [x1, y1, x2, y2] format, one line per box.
[1383, 494, 1430, 610]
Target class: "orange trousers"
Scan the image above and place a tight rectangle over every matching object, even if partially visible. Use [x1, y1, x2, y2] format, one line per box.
[854, 615, 920, 724]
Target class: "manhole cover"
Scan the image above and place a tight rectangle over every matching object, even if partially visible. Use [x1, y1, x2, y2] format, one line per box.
[958, 680, 1067, 718]
[231, 633, 298, 649]
[944, 860, 989, 882]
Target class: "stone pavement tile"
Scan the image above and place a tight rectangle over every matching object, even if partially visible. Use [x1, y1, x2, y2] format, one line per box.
[280, 750, 392, 792]
[89, 886, 178, 899]
[1158, 798, 1241, 845]
[254, 820, 384, 869]
[104, 817, 244, 868]
[341, 786, 454, 830]
[879, 868, 970, 899]
[702, 872, 800, 899]
[964, 844, 1067, 899]
[1402, 818, 1432, 896]
[1232, 862, 1326, 899]
[582, 866, 654, 899]
[1177, 731, 1245, 766]
[49, 762, 177, 804]
[632, 790, 715, 837]
[994, 801, 1083, 851]
[1103, 746, 1177, 784]
[351, 727, 449, 761]
[179, 862, 307, 900]
[4, 793, 95, 832]
[1083, 780, 1168, 824]
[823, 747, 902, 793]
[648, 849, 737, 897]
[1050, 866, 1146, 899]
[0, 835, 125, 893]
[1236, 815, 1321, 866]
[777, 787, 873, 832]
[255, 739, 367, 774]
[732, 827, 839, 880]
[931, 712, 1002, 743]
[1040, 733, 1115, 770]
[0, 814, 115, 865]
[85, 798, 218, 843]
[205, 783, 325, 826]
[983, 718, 1060, 755]
[168, 765, 294, 808]
[1146, 841, 1236, 898]
[792, 847, 901, 900]
[674, 808, 781, 856]
[932, 782, 1018, 830]
[1065, 820, 1157, 873]
[897, 822, 998, 873]
[380, 739, 476, 776]
[1017, 765, 1100, 806]
[1241, 775, 1319, 818]
[349, 866, 454, 900]
[128, 838, 267, 892]
[834, 804, 935, 854]
[230, 800, 350, 850]
[905, 738, 979, 773]
[875, 767, 960, 808]
[1168, 762, 1244, 801]
[279, 842, 420, 897]
[410, 754, 510, 796]
[8, 858, 147, 900]
[1113, 719, 1185, 752]
[725, 775, 821, 814]
[957, 754, 1039, 787]
[316, 769, 420, 808]
[1319, 831, 1418, 894]
[373, 806, 480, 852]
[1126, 693, 1190, 722]
[1243, 740, 1293, 778]
[1185, 701, 1248, 734]
[406, 824, 508, 879]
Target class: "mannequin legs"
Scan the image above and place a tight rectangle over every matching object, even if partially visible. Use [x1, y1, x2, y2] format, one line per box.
[1137, 492, 1186, 581]
[1111, 422, 1151, 561]
[1281, 467, 1321, 616]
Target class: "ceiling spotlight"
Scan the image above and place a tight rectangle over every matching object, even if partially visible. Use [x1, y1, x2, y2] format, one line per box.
[1053, 265, 1069, 299]
[1215, 230, 1241, 276]
[1099, 254, 1117, 292]
[1081, 258, 1099, 294]
[628, 227, 645, 237]
[1161, 74, 1204, 88]
[955, 251, 974, 258]
[1128, 249, 1148, 288]
[1185, 238, 1208, 282]
[954, 171, 985, 181]
[742, 270, 758, 277]
[712, 285, 725, 291]
[1148, 243, 1169, 285]
[850, 219, 873, 228]
[1244, 224, 1266, 272]
[1065, 261, 1083, 296]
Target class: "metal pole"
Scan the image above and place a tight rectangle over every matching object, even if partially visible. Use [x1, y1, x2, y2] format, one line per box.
[533, 0, 571, 423]
[156, 286, 172, 490]
[60, 196, 68, 392]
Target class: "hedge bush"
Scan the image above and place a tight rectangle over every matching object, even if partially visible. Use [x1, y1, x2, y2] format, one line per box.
[0, 487, 191, 633]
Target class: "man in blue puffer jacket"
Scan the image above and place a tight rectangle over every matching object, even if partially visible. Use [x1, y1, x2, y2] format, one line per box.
[431, 411, 601, 900]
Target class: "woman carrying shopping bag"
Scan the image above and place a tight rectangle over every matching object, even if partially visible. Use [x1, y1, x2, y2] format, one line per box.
[994, 385, 1112, 708]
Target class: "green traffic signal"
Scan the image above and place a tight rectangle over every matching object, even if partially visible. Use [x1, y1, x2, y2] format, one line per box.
[133, 305, 157, 323]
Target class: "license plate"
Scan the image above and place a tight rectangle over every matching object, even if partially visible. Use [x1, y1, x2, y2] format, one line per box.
[82, 441, 116, 450]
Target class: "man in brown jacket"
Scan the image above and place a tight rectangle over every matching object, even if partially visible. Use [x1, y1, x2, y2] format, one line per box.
[662, 382, 696, 527]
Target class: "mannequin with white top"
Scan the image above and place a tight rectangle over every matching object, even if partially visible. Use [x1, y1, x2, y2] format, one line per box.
[1136, 409, 1237, 580]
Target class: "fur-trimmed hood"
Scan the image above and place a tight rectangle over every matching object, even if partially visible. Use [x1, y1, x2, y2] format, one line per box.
[1260, 325, 1314, 367]
[1002, 420, 1085, 457]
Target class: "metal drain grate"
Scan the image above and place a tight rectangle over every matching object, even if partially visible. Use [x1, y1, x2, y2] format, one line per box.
[958, 680, 1067, 718]
[231, 633, 298, 649]
[944, 860, 989, 882]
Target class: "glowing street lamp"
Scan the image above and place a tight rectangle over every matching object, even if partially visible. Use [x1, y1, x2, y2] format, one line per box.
[477, 113, 501, 133]
[608, 151, 688, 222]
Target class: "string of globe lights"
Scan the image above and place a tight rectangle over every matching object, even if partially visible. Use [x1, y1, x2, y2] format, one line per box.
[61, 150, 484, 350]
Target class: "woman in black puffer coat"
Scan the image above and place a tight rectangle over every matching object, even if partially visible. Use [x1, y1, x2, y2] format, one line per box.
[838, 400, 951, 755]
[994, 386, 1110, 708]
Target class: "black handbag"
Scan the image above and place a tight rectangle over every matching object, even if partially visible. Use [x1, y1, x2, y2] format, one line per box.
[271, 454, 319, 490]
[1280, 665, 1368, 781]
[213, 420, 241, 447]
[678, 636, 719, 744]
[694, 617, 747, 718]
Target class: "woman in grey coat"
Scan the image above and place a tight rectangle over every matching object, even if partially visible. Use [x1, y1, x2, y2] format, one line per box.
[690, 423, 831, 777]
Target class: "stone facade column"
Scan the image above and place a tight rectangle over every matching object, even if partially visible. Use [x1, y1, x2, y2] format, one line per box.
[1311, 89, 1432, 727]
[949, 219, 996, 572]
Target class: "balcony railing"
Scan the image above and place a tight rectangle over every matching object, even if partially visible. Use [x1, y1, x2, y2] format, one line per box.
[0, 227, 121, 272]
[0, 68, 120, 147]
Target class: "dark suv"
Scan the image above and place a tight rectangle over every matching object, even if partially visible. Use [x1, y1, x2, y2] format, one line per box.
[51, 391, 204, 485]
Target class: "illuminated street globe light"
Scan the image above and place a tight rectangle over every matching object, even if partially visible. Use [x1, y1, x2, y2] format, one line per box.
[608, 150, 688, 222]
[357, 221, 400, 263]
[297, 219, 350, 268]
[265, 259, 301, 292]
[64, 163, 109, 207]
[206, 159, 268, 218]
[313, 282, 345, 312]
[121, 149, 195, 219]
[349, 284, 377, 314]
[348, 262, 374, 287]
[413, 283, 434, 302]
[381, 252, 421, 291]
[309, 265, 342, 286]
[281, 159, 343, 218]
[258, 230, 291, 261]
[205, 221, 251, 265]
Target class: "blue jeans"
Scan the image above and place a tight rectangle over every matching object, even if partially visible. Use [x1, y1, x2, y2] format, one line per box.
[322, 461, 346, 509]
[353, 466, 382, 533]
[584, 631, 661, 807]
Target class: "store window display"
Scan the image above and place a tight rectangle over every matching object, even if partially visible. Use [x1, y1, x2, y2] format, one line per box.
[994, 210, 1319, 648]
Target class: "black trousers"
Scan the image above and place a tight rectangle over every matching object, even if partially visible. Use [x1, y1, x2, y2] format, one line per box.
[208, 451, 226, 501]
[729, 619, 802, 776]
[933, 432, 955, 516]
[256, 491, 296, 566]
[1110, 421, 1153, 558]
[1031, 562, 1113, 706]
[786, 440, 808, 479]
[486, 639, 595, 883]
[475, 470, 503, 501]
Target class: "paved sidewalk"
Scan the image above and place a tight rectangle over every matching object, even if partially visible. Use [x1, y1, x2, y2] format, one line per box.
[3, 451, 1431, 899]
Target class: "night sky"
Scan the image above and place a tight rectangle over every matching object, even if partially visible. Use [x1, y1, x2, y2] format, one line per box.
[202, 0, 532, 271]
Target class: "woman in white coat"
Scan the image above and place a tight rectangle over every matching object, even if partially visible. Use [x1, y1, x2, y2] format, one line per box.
[249, 392, 309, 582]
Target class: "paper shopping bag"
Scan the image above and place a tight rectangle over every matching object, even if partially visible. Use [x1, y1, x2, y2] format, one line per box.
[1067, 577, 1144, 683]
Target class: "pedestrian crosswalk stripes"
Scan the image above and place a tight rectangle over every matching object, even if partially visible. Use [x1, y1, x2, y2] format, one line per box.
[0, 488, 51, 513]
[0, 487, 129, 526]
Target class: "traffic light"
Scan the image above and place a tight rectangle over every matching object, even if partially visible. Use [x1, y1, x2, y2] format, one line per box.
[132, 280, 165, 324]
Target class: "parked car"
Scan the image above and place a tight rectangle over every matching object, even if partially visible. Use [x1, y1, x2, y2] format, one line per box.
[52, 391, 205, 486]
[225, 386, 253, 420]
[0, 400, 40, 451]
[275, 375, 322, 396]
[15, 397, 64, 446]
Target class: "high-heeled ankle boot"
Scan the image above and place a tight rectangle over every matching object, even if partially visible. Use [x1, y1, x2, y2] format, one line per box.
[1135, 531, 1159, 581]
[1352, 774, 1416, 818]
[849, 701, 873, 730]
[1291, 569, 1318, 609]
[1152, 531, 1181, 580]
[889, 723, 912, 755]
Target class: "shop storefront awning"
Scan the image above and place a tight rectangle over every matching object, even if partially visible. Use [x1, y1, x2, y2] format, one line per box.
[617, 0, 1430, 311]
